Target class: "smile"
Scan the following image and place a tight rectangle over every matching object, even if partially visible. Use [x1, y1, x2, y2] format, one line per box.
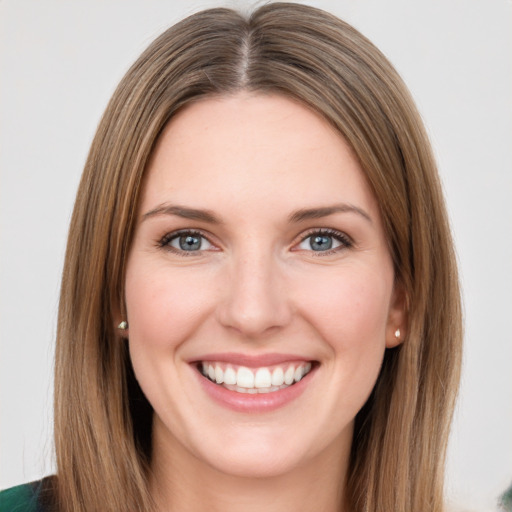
[199, 361, 313, 394]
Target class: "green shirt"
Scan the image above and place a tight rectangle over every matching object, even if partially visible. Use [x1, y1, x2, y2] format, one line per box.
[0, 481, 42, 512]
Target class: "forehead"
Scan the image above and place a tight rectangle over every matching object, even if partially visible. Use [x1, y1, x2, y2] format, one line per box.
[141, 93, 379, 220]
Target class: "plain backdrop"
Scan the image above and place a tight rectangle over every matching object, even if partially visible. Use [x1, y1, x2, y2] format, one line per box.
[1, 1, 511, 510]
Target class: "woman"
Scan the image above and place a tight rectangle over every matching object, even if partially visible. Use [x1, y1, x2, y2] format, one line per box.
[0, 3, 462, 511]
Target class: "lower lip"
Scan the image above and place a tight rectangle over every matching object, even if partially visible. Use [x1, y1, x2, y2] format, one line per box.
[194, 366, 317, 413]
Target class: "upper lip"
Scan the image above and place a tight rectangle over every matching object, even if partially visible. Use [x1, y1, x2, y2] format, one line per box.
[189, 352, 315, 368]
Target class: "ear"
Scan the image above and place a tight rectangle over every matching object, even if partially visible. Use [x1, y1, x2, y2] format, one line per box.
[385, 283, 408, 348]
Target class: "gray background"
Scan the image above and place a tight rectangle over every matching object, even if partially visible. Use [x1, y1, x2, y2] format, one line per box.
[1, 1, 511, 510]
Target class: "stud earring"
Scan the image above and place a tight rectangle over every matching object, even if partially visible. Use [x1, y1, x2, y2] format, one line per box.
[394, 328, 401, 340]
[118, 321, 128, 330]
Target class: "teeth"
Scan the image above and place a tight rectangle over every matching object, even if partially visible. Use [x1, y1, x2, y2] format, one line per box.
[223, 383, 293, 394]
[271, 367, 284, 386]
[215, 366, 224, 384]
[254, 368, 272, 388]
[224, 366, 237, 385]
[200, 361, 313, 393]
[237, 367, 255, 388]
[284, 366, 295, 385]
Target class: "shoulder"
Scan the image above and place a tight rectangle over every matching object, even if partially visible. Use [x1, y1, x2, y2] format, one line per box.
[0, 479, 53, 512]
[0, 481, 39, 512]
[500, 482, 512, 511]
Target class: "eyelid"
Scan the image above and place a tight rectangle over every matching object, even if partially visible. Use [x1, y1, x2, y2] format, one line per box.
[157, 227, 353, 255]
[292, 227, 353, 253]
[158, 229, 219, 254]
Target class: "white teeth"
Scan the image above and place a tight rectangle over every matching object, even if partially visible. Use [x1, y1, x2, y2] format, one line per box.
[284, 366, 295, 385]
[200, 361, 314, 393]
[224, 383, 291, 394]
[271, 367, 284, 386]
[224, 366, 237, 385]
[254, 368, 272, 388]
[237, 366, 255, 388]
[214, 366, 224, 384]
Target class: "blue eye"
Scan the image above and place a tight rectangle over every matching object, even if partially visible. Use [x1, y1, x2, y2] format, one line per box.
[297, 230, 351, 252]
[309, 234, 335, 251]
[162, 231, 213, 252]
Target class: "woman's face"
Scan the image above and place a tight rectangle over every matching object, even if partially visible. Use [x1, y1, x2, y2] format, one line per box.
[124, 93, 405, 479]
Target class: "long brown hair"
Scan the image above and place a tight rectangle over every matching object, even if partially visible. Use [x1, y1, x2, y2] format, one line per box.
[53, 3, 462, 511]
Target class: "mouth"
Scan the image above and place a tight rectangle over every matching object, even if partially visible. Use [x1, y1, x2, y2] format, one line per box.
[197, 360, 316, 394]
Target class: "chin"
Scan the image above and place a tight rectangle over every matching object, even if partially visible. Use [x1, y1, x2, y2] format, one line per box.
[204, 446, 305, 480]
[188, 421, 342, 480]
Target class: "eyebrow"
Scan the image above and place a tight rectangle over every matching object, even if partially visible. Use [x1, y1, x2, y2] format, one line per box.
[142, 204, 222, 224]
[141, 202, 372, 225]
[288, 204, 372, 224]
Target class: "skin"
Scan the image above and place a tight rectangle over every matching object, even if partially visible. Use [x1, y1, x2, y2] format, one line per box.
[123, 93, 406, 512]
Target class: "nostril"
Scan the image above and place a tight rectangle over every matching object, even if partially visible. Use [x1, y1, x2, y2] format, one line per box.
[216, 296, 293, 337]
[215, 264, 293, 336]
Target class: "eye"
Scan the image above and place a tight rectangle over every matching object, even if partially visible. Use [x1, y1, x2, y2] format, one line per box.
[160, 231, 214, 253]
[296, 229, 352, 253]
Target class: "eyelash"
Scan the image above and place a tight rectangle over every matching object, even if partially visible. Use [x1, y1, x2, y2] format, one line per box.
[296, 228, 353, 256]
[157, 228, 353, 256]
[158, 230, 215, 256]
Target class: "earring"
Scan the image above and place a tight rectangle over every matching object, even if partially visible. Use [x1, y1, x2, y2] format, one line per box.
[118, 321, 128, 330]
[394, 328, 401, 340]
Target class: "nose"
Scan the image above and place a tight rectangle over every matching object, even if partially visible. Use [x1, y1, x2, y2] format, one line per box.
[216, 249, 292, 338]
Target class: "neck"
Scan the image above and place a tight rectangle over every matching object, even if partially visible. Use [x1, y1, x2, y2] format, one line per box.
[150, 424, 351, 512]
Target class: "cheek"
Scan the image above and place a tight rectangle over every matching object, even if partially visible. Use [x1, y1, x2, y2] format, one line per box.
[279, 265, 393, 441]
[124, 262, 215, 352]
[124, 262, 217, 425]
[294, 264, 393, 409]
[298, 267, 392, 346]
